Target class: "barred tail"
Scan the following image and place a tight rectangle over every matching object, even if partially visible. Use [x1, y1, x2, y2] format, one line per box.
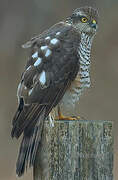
[16, 109, 45, 177]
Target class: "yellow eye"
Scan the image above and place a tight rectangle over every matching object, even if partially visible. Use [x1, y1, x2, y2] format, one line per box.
[81, 17, 88, 23]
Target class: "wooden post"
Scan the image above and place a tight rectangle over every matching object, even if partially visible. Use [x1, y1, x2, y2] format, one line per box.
[33, 120, 113, 180]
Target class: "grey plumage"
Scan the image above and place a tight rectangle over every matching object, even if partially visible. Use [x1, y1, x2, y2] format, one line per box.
[16, 108, 46, 176]
[11, 7, 98, 177]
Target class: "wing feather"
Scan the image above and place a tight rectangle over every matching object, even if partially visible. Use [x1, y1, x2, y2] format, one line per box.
[12, 21, 80, 138]
[11, 21, 81, 177]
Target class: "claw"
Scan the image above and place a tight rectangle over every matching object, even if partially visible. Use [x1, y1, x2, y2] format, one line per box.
[55, 115, 77, 121]
[55, 106, 85, 121]
[56, 106, 79, 120]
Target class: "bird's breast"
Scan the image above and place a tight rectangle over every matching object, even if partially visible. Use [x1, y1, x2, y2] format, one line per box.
[60, 70, 90, 106]
[58, 33, 92, 114]
[52, 33, 92, 116]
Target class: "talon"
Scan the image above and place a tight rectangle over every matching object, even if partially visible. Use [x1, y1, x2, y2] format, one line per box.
[55, 106, 85, 121]
[55, 106, 78, 120]
[55, 116, 77, 120]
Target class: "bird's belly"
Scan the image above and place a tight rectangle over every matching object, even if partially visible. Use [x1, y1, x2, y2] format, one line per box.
[51, 73, 90, 117]
[59, 73, 90, 115]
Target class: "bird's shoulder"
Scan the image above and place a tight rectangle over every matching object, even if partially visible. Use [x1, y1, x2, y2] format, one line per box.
[22, 22, 80, 50]
[17, 22, 80, 105]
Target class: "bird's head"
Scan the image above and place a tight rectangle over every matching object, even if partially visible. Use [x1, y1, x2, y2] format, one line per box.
[66, 7, 99, 36]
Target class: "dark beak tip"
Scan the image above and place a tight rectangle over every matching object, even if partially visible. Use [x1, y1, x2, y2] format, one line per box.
[91, 23, 97, 29]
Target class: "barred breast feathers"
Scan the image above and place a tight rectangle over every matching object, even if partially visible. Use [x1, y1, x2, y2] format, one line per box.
[68, 32, 93, 102]
[59, 33, 93, 111]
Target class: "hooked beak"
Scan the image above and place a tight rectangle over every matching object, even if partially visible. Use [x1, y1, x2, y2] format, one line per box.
[91, 23, 97, 29]
[90, 20, 97, 29]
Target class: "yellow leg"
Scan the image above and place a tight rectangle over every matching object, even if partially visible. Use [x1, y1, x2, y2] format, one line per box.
[55, 106, 80, 120]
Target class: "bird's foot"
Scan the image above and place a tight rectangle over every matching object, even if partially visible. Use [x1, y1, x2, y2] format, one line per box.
[55, 115, 79, 121]
[56, 106, 84, 120]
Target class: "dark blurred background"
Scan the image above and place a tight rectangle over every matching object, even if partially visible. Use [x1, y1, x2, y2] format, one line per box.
[1, 0, 118, 179]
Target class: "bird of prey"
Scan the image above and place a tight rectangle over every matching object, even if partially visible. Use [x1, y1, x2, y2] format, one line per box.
[11, 7, 98, 177]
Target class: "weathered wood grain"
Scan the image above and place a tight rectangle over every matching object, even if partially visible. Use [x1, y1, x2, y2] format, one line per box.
[33, 120, 113, 180]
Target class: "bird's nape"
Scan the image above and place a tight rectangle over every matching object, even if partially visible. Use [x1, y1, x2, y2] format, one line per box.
[66, 6, 98, 35]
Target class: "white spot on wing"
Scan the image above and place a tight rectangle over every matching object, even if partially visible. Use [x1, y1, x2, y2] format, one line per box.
[39, 71, 46, 85]
[34, 57, 42, 66]
[29, 88, 33, 96]
[50, 38, 59, 45]
[49, 114, 54, 127]
[26, 65, 31, 71]
[45, 49, 52, 57]
[41, 46, 48, 50]
[56, 32, 61, 35]
[45, 36, 50, 40]
[32, 52, 38, 58]
[17, 82, 21, 100]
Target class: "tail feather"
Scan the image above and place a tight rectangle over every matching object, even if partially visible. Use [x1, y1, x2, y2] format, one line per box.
[11, 104, 43, 139]
[16, 136, 28, 176]
[12, 98, 24, 127]
[16, 108, 46, 177]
